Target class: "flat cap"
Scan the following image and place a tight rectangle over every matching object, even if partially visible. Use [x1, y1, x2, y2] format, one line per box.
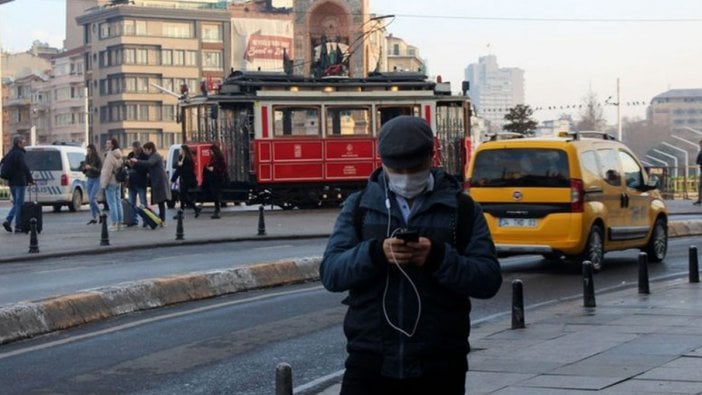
[378, 116, 434, 169]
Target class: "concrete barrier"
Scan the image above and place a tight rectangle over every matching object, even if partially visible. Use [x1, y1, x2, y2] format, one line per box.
[0, 257, 321, 345]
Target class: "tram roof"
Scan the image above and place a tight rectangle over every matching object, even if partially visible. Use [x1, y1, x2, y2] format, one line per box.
[216, 70, 441, 95]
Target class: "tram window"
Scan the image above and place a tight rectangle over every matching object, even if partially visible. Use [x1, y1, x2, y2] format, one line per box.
[326, 107, 371, 136]
[273, 106, 320, 136]
[376, 106, 420, 130]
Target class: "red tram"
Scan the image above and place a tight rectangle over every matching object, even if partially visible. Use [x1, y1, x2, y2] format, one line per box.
[180, 70, 473, 209]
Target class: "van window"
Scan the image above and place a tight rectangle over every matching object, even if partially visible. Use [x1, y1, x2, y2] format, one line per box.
[596, 149, 621, 186]
[618, 150, 643, 189]
[25, 150, 62, 171]
[67, 152, 84, 171]
[471, 148, 569, 187]
[170, 147, 180, 169]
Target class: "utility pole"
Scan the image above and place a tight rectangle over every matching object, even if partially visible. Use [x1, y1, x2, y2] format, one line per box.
[617, 78, 622, 141]
[84, 86, 89, 146]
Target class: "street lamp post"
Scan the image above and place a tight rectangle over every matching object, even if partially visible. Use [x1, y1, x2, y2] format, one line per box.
[661, 142, 689, 199]
[646, 155, 669, 167]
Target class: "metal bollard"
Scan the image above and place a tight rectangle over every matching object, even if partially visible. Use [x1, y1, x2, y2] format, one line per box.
[638, 252, 650, 294]
[690, 246, 700, 283]
[100, 213, 110, 246]
[28, 218, 39, 254]
[511, 279, 525, 329]
[582, 260, 596, 308]
[257, 205, 267, 236]
[275, 362, 293, 395]
[175, 209, 184, 241]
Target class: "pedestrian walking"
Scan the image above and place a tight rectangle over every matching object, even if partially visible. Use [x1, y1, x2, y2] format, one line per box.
[100, 138, 124, 231]
[80, 143, 102, 225]
[695, 139, 702, 205]
[128, 141, 171, 226]
[171, 144, 201, 218]
[126, 141, 149, 226]
[202, 144, 226, 219]
[320, 116, 502, 395]
[1, 135, 34, 233]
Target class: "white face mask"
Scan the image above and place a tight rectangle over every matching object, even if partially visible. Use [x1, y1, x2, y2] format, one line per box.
[386, 168, 431, 199]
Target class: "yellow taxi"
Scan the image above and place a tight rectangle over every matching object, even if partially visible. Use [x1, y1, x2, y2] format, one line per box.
[466, 131, 668, 271]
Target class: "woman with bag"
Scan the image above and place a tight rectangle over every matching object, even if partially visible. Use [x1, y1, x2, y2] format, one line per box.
[81, 143, 102, 225]
[100, 138, 124, 231]
[171, 144, 201, 219]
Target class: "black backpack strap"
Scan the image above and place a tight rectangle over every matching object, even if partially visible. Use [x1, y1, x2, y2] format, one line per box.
[455, 192, 475, 251]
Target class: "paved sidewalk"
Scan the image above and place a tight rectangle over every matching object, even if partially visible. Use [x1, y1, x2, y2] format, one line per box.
[0, 204, 336, 263]
[317, 278, 702, 394]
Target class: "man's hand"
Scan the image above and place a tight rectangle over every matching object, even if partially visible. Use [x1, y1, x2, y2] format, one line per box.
[383, 237, 432, 267]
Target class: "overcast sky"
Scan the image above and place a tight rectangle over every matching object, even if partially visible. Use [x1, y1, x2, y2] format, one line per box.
[2, 0, 701, 125]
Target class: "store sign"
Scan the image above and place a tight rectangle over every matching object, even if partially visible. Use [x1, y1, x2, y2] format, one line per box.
[244, 34, 292, 61]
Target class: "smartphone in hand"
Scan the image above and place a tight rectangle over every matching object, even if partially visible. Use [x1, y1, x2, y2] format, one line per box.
[395, 229, 419, 243]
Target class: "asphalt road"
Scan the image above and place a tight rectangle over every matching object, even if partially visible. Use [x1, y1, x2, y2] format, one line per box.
[0, 236, 699, 394]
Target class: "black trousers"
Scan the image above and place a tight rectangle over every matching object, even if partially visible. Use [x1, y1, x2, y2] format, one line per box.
[340, 353, 467, 395]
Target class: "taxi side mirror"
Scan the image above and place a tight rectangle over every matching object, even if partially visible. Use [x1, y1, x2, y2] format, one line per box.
[645, 175, 660, 190]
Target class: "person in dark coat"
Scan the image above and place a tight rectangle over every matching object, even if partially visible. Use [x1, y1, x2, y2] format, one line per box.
[128, 141, 171, 225]
[170, 144, 200, 218]
[320, 116, 502, 395]
[126, 141, 149, 226]
[1, 135, 34, 233]
[202, 144, 226, 219]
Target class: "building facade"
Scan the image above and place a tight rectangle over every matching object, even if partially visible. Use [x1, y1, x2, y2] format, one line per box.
[464, 55, 524, 133]
[649, 89, 702, 133]
[4, 74, 51, 145]
[76, 1, 232, 149]
[385, 34, 424, 74]
[50, 47, 88, 144]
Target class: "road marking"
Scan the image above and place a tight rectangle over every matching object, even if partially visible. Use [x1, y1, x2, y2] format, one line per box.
[0, 285, 324, 360]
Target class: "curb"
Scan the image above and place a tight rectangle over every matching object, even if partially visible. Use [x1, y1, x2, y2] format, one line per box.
[667, 219, 702, 237]
[0, 257, 321, 345]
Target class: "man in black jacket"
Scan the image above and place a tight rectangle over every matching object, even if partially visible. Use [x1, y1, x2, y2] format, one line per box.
[1, 135, 34, 233]
[321, 116, 502, 394]
[126, 141, 149, 226]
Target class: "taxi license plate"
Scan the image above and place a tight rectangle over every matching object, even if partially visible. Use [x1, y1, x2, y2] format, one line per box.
[499, 218, 537, 228]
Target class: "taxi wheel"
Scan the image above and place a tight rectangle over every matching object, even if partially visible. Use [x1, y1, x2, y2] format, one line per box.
[645, 218, 667, 263]
[69, 189, 82, 212]
[581, 224, 604, 272]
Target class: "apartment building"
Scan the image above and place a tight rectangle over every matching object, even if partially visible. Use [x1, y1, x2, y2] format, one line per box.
[50, 47, 88, 144]
[386, 34, 425, 74]
[3, 73, 51, 145]
[76, 1, 232, 149]
[649, 89, 702, 133]
[464, 55, 524, 133]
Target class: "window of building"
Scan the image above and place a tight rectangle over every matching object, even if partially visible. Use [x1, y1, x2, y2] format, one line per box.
[202, 24, 223, 42]
[99, 23, 110, 39]
[161, 49, 172, 65]
[162, 22, 193, 38]
[136, 48, 148, 64]
[123, 48, 135, 64]
[185, 51, 198, 66]
[202, 50, 222, 70]
[163, 105, 175, 121]
[393, 44, 400, 56]
[173, 50, 185, 66]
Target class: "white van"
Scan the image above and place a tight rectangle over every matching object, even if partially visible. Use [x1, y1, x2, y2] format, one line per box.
[24, 144, 88, 212]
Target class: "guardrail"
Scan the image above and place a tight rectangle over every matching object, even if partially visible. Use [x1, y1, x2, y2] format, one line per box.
[647, 166, 700, 200]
